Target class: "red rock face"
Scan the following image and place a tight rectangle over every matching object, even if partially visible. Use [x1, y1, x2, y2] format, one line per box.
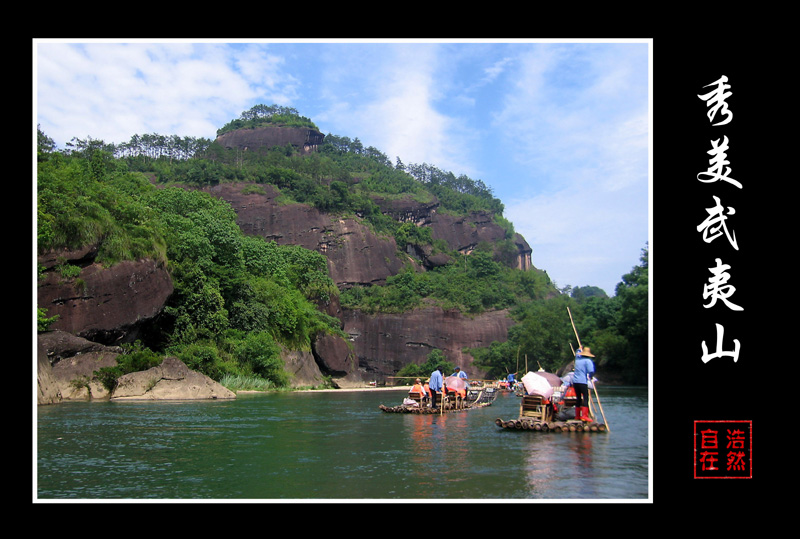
[204, 183, 406, 287]
[216, 126, 324, 154]
[430, 211, 506, 253]
[339, 306, 515, 381]
[37, 258, 173, 345]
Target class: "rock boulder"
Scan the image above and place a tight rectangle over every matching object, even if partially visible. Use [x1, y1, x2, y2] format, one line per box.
[37, 330, 122, 403]
[111, 357, 235, 401]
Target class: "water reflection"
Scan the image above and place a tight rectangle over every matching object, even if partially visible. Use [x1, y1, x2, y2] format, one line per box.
[402, 412, 472, 492]
[37, 387, 649, 500]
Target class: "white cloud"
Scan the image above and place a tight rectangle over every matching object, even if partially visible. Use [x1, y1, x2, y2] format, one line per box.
[495, 43, 649, 294]
[315, 44, 472, 172]
[506, 184, 646, 294]
[35, 42, 266, 146]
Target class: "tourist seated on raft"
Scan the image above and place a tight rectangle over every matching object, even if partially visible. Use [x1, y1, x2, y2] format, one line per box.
[419, 381, 441, 407]
[409, 379, 427, 402]
[443, 385, 467, 404]
[445, 389, 466, 402]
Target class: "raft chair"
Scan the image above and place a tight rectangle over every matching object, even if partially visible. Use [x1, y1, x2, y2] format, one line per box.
[444, 388, 463, 409]
[407, 392, 422, 405]
[520, 394, 549, 422]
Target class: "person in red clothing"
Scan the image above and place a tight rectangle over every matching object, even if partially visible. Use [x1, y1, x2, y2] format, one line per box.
[409, 378, 427, 402]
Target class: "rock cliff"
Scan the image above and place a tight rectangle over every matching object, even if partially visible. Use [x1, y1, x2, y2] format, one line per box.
[216, 126, 324, 154]
[201, 181, 526, 382]
[204, 182, 533, 287]
[36, 331, 235, 404]
[339, 305, 515, 380]
[203, 183, 408, 287]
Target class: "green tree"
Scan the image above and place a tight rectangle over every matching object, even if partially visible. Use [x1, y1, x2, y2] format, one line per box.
[513, 304, 575, 372]
[614, 245, 649, 383]
[37, 307, 59, 332]
[395, 222, 432, 251]
[167, 261, 229, 343]
[571, 285, 609, 301]
[395, 349, 455, 380]
[469, 340, 519, 379]
[38, 126, 56, 153]
[235, 331, 288, 386]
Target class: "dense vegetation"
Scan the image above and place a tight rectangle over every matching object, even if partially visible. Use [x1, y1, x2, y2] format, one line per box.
[340, 248, 553, 314]
[37, 127, 343, 390]
[468, 248, 649, 384]
[36, 104, 648, 388]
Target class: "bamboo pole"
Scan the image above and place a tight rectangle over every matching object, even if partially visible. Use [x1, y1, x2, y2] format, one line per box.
[567, 306, 581, 349]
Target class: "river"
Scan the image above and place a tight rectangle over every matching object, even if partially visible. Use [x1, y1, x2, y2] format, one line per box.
[35, 386, 649, 501]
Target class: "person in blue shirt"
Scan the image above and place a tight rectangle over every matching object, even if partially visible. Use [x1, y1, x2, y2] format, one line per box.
[452, 367, 468, 381]
[429, 367, 444, 408]
[573, 347, 596, 422]
[507, 372, 516, 390]
[449, 367, 469, 401]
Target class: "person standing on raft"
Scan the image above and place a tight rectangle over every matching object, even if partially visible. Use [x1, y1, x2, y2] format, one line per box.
[429, 366, 444, 408]
[573, 347, 596, 422]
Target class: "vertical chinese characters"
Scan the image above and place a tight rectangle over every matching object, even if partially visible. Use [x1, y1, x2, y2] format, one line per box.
[697, 76, 742, 364]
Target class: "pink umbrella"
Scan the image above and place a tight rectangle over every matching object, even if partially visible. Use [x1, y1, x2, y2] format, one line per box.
[535, 370, 563, 387]
[521, 372, 554, 399]
[444, 376, 467, 391]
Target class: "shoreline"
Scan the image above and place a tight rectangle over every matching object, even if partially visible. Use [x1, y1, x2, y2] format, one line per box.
[237, 385, 413, 394]
[298, 385, 412, 393]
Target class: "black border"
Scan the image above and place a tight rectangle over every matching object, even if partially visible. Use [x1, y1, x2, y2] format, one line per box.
[655, 37, 777, 502]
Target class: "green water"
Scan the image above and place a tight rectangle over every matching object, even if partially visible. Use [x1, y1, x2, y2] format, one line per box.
[35, 387, 649, 500]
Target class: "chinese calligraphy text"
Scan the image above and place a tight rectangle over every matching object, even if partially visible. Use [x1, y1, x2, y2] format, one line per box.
[694, 420, 752, 479]
[698, 76, 742, 363]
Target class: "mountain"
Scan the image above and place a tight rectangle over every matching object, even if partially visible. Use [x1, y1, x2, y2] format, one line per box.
[36, 118, 559, 401]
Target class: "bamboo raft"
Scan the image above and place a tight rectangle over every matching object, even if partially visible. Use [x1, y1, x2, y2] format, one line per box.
[495, 394, 608, 433]
[495, 417, 607, 432]
[495, 310, 611, 434]
[380, 388, 497, 414]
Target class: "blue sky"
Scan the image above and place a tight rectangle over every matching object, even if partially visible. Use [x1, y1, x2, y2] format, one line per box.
[35, 39, 650, 296]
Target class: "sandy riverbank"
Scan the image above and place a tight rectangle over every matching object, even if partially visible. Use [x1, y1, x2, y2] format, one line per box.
[237, 385, 413, 394]
[297, 385, 412, 393]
